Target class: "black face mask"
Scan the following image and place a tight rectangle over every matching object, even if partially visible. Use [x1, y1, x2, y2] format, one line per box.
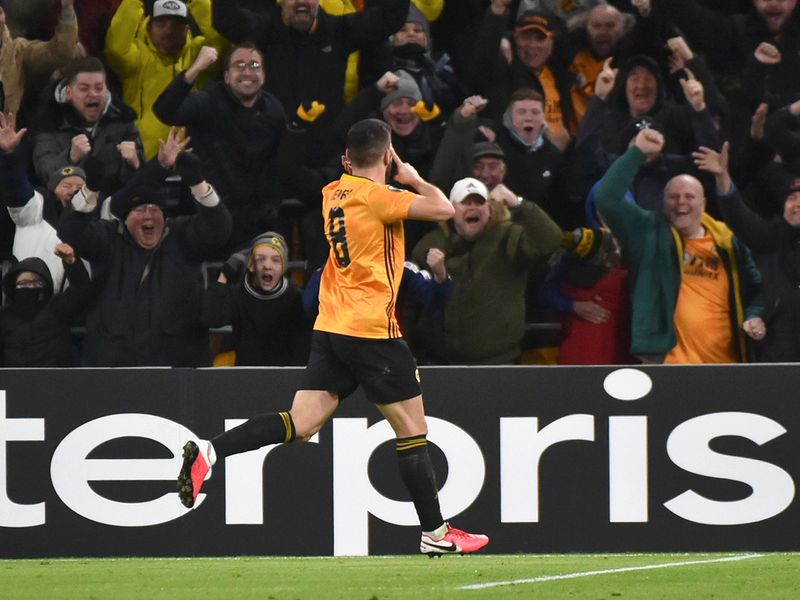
[393, 43, 427, 60]
[10, 288, 48, 316]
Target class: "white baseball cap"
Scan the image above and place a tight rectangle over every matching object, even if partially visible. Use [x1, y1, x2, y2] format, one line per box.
[449, 177, 488, 204]
[152, 0, 188, 19]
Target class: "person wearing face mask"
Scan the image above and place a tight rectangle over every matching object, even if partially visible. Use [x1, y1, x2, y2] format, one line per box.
[359, 4, 466, 118]
[56, 135, 233, 367]
[0, 245, 91, 367]
[207, 231, 310, 366]
[410, 176, 563, 364]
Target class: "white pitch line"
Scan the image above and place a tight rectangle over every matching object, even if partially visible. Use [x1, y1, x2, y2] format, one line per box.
[458, 553, 764, 590]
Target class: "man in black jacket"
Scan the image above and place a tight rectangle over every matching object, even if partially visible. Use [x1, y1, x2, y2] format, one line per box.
[153, 42, 285, 251]
[32, 56, 144, 198]
[57, 135, 232, 367]
[211, 0, 409, 166]
[696, 142, 800, 361]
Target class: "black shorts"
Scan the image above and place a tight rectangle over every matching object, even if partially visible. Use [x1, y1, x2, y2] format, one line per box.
[300, 331, 422, 405]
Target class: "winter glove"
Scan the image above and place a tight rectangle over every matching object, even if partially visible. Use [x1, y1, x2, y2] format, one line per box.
[222, 249, 249, 283]
[175, 151, 204, 187]
[411, 100, 441, 122]
[83, 155, 105, 191]
[296, 100, 326, 123]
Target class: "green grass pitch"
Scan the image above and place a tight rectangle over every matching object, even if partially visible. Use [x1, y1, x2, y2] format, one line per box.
[3, 553, 799, 599]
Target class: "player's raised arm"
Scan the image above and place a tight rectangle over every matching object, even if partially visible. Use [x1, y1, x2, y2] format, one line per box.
[391, 147, 454, 222]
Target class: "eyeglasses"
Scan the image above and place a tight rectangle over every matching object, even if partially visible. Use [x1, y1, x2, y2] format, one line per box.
[230, 60, 262, 72]
[130, 204, 163, 215]
[15, 279, 46, 289]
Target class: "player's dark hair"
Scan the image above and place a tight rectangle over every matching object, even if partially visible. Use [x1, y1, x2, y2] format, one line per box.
[346, 119, 391, 168]
[62, 56, 106, 85]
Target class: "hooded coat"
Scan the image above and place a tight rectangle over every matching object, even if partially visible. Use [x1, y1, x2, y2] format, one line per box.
[0, 256, 91, 367]
[599, 54, 698, 157]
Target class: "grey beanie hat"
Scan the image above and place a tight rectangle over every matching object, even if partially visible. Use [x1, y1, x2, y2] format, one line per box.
[380, 70, 422, 112]
[48, 165, 87, 192]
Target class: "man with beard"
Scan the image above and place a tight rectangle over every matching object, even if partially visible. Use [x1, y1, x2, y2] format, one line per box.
[105, 0, 228, 159]
[153, 42, 285, 251]
[207, 231, 310, 366]
[564, 3, 629, 127]
[57, 137, 233, 367]
[212, 0, 409, 166]
[0, 245, 91, 367]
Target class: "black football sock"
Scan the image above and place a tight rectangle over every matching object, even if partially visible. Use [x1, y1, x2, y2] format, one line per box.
[396, 435, 444, 532]
[211, 411, 295, 459]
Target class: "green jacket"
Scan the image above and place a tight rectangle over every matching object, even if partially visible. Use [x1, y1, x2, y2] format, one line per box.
[594, 147, 763, 362]
[410, 200, 562, 364]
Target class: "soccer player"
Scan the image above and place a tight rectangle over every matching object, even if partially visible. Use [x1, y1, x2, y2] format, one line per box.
[178, 118, 489, 556]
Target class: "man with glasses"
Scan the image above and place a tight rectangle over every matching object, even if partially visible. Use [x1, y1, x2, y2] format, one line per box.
[212, 0, 409, 170]
[105, 0, 228, 159]
[57, 133, 233, 367]
[154, 42, 285, 251]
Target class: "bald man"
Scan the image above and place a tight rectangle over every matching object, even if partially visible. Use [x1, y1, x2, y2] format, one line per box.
[592, 128, 764, 364]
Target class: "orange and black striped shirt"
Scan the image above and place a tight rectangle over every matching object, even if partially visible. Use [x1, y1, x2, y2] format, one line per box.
[315, 174, 416, 339]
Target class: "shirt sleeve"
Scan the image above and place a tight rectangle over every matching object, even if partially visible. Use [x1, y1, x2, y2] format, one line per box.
[370, 185, 416, 224]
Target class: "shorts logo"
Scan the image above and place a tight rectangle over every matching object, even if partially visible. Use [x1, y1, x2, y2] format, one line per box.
[415, 369, 420, 382]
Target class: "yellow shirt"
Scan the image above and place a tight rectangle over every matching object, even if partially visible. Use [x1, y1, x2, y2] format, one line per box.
[665, 236, 736, 364]
[538, 67, 566, 135]
[569, 49, 604, 128]
[315, 174, 416, 339]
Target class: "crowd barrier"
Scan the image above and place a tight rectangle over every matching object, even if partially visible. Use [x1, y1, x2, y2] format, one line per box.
[1, 365, 798, 557]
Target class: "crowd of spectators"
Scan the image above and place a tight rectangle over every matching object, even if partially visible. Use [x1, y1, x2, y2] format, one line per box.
[2, 0, 800, 367]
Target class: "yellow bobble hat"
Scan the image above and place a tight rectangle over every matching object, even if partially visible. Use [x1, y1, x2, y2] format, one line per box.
[249, 231, 289, 271]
